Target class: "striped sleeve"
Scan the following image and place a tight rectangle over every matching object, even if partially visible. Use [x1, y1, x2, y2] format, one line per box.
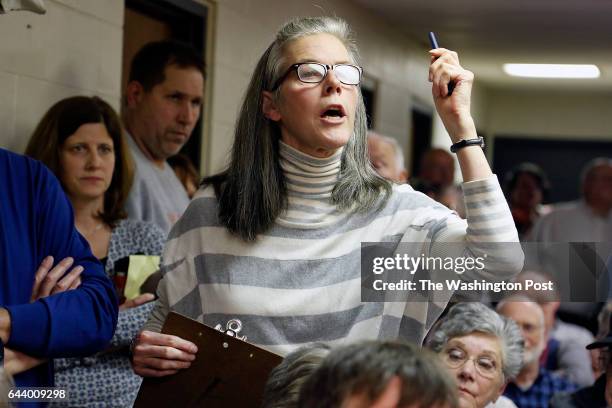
[430, 175, 524, 281]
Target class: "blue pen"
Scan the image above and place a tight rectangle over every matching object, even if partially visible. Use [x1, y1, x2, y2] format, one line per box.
[428, 31, 455, 96]
[428, 32, 439, 49]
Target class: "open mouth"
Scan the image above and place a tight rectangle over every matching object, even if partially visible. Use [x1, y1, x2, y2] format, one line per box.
[320, 105, 346, 119]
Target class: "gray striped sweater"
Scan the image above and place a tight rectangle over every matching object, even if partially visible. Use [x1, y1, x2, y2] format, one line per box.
[144, 142, 523, 354]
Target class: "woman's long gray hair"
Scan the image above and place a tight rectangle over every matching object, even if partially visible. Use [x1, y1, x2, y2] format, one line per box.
[204, 16, 391, 241]
[426, 303, 524, 381]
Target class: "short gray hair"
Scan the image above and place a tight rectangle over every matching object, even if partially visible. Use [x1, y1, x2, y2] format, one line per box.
[496, 294, 545, 329]
[262, 343, 331, 408]
[367, 131, 405, 172]
[427, 303, 524, 381]
[581, 157, 612, 185]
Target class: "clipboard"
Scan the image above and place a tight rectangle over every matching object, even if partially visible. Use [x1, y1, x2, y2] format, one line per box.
[134, 312, 283, 408]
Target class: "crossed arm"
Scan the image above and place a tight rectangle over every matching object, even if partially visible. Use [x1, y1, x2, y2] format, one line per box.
[1, 256, 85, 375]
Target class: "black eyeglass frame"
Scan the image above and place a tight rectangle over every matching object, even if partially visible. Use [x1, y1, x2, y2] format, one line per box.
[271, 62, 363, 91]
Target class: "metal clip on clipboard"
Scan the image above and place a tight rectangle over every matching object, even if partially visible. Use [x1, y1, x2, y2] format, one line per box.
[214, 319, 247, 341]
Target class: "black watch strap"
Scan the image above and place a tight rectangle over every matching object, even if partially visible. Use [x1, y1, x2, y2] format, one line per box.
[450, 136, 485, 153]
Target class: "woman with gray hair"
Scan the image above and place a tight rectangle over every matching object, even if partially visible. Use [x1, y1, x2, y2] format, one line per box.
[132, 16, 522, 378]
[427, 303, 524, 408]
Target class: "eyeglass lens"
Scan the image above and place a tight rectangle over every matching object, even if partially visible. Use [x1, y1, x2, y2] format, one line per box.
[297, 63, 360, 85]
[443, 348, 498, 379]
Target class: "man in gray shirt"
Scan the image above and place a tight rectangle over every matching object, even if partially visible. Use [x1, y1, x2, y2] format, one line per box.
[123, 40, 205, 233]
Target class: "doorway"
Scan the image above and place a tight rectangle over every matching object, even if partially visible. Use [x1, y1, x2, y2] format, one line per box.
[410, 108, 433, 178]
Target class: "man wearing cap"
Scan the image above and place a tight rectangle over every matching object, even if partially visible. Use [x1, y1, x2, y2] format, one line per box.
[550, 320, 612, 407]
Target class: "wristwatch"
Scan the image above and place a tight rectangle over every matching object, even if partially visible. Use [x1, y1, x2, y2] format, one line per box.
[450, 136, 485, 153]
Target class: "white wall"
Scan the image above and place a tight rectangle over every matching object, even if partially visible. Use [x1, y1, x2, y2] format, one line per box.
[482, 88, 612, 162]
[0, 0, 124, 153]
[486, 88, 612, 139]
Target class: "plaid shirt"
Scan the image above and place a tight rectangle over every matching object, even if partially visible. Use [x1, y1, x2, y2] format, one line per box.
[504, 368, 577, 408]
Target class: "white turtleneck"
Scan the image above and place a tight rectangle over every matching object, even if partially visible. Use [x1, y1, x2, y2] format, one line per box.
[277, 141, 346, 228]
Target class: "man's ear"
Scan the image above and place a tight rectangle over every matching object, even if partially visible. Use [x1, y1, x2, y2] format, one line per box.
[262, 91, 282, 121]
[125, 81, 144, 108]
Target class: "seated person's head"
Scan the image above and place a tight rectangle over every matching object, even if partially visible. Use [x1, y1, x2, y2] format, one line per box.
[427, 303, 524, 408]
[587, 312, 612, 406]
[581, 158, 612, 211]
[503, 162, 550, 210]
[25, 96, 133, 226]
[419, 148, 455, 189]
[496, 296, 545, 369]
[298, 341, 458, 408]
[510, 270, 560, 338]
[262, 343, 331, 408]
[367, 132, 408, 183]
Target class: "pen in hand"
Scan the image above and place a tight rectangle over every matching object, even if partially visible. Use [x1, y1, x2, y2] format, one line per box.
[428, 31, 455, 96]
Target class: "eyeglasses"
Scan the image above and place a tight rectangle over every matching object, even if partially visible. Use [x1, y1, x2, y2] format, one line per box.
[442, 347, 501, 380]
[271, 62, 363, 90]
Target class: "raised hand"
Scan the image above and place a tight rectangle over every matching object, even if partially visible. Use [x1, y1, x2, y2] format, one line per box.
[428, 48, 476, 142]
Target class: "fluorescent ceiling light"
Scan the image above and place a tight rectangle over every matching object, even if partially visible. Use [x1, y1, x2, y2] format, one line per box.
[503, 64, 600, 79]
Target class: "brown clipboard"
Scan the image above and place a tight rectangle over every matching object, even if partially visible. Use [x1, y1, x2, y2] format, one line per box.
[134, 312, 283, 408]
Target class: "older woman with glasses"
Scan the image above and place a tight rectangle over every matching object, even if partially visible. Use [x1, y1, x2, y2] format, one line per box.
[427, 303, 524, 408]
[132, 16, 523, 378]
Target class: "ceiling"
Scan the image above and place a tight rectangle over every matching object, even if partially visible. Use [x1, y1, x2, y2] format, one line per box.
[352, 0, 612, 91]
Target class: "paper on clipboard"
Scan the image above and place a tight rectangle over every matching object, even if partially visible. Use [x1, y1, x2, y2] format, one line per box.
[134, 312, 283, 408]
